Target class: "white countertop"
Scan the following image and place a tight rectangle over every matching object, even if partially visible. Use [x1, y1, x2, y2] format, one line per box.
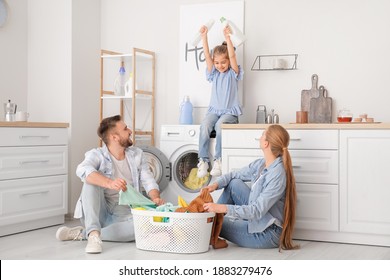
[222, 123, 390, 129]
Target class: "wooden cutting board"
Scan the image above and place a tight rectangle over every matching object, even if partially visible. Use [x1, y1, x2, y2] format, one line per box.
[301, 74, 319, 112]
[309, 86, 332, 123]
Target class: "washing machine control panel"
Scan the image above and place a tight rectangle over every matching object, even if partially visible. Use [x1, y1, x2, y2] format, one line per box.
[188, 129, 196, 137]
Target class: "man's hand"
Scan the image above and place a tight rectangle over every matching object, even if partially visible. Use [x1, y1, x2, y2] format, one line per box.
[148, 189, 165, 206]
[107, 178, 127, 192]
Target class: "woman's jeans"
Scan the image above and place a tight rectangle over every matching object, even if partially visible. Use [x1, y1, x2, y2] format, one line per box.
[199, 113, 238, 161]
[217, 179, 282, 249]
[79, 182, 135, 242]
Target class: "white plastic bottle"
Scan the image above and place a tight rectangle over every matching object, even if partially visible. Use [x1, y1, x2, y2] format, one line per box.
[220, 17, 246, 47]
[190, 19, 215, 47]
[114, 61, 126, 96]
[124, 72, 134, 96]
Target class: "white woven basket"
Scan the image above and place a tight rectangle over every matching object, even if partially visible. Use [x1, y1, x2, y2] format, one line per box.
[131, 209, 215, 254]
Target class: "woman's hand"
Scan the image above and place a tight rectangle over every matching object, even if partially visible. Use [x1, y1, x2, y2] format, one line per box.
[203, 202, 227, 214]
[204, 182, 218, 193]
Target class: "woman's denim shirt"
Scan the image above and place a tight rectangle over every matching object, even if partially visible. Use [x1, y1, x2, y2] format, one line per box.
[216, 157, 286, 233]
[76, 145, 159, 194]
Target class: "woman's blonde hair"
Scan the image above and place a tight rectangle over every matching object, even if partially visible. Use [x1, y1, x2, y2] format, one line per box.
[265, 124, 300, 251]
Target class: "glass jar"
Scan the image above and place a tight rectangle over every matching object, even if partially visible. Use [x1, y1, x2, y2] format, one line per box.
[337, 109, 353, 122]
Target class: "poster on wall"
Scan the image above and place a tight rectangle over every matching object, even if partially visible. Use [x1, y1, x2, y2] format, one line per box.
[179, 1, 244, 108]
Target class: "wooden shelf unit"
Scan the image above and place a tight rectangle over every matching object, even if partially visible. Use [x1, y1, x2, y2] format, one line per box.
[100, 48, 155, 146]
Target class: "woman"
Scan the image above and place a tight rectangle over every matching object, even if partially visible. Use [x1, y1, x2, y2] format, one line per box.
[203, 124, 299, 250]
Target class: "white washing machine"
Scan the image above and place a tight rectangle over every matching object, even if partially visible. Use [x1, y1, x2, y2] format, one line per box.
[140, 125, 221, 205]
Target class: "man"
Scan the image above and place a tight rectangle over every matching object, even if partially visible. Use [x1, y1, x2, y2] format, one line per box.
[56, 115, 164, 253]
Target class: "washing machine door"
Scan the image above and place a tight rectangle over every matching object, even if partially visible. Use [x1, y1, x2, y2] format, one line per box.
[170, 144, 213, 193]
[139, 146, 170, 192]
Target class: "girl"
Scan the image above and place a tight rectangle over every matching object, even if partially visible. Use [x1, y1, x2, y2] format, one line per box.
[203, 125, 300, 250]
[197, 24, 244, 178]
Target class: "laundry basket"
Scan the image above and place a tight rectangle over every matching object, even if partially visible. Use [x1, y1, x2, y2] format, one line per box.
[131, 209, 215, 254]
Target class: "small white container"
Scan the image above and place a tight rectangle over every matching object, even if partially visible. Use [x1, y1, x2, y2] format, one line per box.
[131, 209, 215, 254]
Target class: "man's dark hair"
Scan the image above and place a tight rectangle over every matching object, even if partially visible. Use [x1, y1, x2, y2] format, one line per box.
[97, 115, 122, 144]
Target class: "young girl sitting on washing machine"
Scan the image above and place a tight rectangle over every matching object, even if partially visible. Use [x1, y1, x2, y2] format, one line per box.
[197, 23, 244, 178]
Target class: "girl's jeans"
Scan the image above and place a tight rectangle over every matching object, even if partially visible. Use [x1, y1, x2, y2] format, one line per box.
[218, 179, 282, 249]
[199, 113, 238, 161]
[79, 182, 135, 242]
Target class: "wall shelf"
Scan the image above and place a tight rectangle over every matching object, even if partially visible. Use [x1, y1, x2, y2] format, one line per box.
[251, 54, 298, 71]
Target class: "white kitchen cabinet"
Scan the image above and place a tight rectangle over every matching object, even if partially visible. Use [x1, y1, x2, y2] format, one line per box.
[0, 124, 68, 236]
[222, 129, 339, 233]
[340, 130, 390, 238]
[222, 125, 390, 246]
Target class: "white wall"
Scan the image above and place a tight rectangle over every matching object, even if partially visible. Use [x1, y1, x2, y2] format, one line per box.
[101, 0, 390, 126]
[0, 0, 28, 114]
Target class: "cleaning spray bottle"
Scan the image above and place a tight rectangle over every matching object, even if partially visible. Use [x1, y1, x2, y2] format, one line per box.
[179, 96, 193, 124]
[190, 19, 215, 47]
[114, 61, 126, 96]
[220, 17, 246, 47]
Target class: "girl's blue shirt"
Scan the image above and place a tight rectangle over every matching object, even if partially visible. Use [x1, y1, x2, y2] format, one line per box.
[206, 65, 244, 116]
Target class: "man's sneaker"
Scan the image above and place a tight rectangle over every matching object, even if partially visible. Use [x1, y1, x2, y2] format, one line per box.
[85, 235, 102, 254]
[210, 159, 222, 177]
[197, 160, 209, 178]
[56, 226, 83, 241]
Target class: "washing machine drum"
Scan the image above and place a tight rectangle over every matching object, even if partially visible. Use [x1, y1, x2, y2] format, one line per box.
[139, 146, 170, 192]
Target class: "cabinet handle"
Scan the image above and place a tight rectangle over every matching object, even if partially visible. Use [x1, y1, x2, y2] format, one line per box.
[254, 138, 260, 141]
[19, 135, 50, 139]
[20, 191, 50, 197]
[292, 165, 301, 169]
[290, 138, 301, 141]
[19, 160, 50, 165]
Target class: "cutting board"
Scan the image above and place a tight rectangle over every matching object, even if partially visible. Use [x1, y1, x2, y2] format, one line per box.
[309, 86, 332, 123]
[301, 74, 319, 112]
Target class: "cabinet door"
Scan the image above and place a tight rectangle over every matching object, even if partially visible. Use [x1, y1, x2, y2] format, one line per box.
[295, 183, 338, 231]
[0, 146, 68, 180]
[222, 149, 263, 173]
[0, 175, 67, 227]
[340, 130, 390, 235]
[290, 150, 338, 184]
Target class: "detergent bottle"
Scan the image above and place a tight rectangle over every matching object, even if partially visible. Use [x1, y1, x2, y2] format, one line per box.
[190, 19, 215, 47]
[220, 16, 246, 47]
[114, 61, 126, 96]
[179, 96, 193, 124]
[124, 72, 134, 97]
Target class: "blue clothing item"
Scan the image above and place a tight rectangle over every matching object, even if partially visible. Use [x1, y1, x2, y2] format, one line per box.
[78, 182, 135, 242]
[76, 145, 159, 194]
[216, 157, 286, 234]
[206, 65, 243, 116]
[199, 113, 238, 161]
[74, 145, 159, 241]
[217, 178, 281, 248]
